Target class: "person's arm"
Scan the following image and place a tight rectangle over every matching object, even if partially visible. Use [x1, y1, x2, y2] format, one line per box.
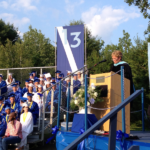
[5, 125, 10, 137]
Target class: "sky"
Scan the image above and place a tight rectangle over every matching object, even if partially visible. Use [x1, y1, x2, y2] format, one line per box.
[0, 0, 148, 46]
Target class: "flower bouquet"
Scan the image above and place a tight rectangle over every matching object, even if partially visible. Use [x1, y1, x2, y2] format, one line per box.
[70, 84, 103, 111]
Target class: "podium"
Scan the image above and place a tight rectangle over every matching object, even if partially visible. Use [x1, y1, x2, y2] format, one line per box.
[90, 72, 130, 134]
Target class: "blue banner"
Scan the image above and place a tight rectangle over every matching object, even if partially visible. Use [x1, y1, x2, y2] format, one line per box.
[57, 25, 84, 76]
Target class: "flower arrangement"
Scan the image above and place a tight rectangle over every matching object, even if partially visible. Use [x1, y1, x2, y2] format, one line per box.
[70, 84, 103, 110]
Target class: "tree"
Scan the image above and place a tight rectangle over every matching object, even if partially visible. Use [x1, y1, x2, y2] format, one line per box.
[0, 19, 19, 45]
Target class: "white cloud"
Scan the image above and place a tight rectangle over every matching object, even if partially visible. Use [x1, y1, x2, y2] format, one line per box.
[65, 0, 84, 14]
[82, 6, 140, 42]
[0, 13, 30, 28]
[11, 0, 37, 11]
[0, 1, 8, 9]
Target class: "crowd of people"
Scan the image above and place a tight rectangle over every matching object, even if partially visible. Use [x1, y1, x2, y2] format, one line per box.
[0, 70, 82, 150]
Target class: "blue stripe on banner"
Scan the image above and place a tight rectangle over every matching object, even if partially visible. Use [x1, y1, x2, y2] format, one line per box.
[57, 25, 84, 76]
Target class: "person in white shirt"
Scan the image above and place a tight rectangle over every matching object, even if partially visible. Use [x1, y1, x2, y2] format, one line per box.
[23, 83, 35, 98]
[6, 73, 15, 93]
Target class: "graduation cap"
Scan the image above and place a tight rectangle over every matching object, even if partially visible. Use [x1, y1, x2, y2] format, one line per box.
[29, 79, 34, 82]
[5, 106, 11, 111]
[51, 77, 55, 80]
[32, 71, 36, 74]
[51, 82, 56, 85]
[73, 74, 78, 77]
[29, 73, 33, 76]
[38, 84, 42, 88]
[65, 77, 70, 81]
[55, 70, 61, 74]
[60, 73, 64, 78]
[34, 79, 40, 83]
[8, 73, 13, 76]
[9, 93, 15, 98]
[28, 83, 34, 87]
[45, 81, 50, 85]
[0, 96, 4, 101]
[25, 79, 29, 83]
[20, 97, 28, 102]
[27, 93, 34, 97]
[12, 84, 17, 87]
[67, 70, 72, 74]
[15, 80, 21, 85]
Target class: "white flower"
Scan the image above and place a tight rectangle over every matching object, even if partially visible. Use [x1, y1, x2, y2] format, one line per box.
[89, 98, 95, 104]
[79, 94, 82, 97]
[87, 102, 90, 106]
[74, 100, 78, 104]
[94, 92, 98, 97]
[91, 83, 95, 90]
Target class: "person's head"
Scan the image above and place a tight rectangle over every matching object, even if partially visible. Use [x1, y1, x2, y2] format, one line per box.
[12, 84, 17, 92]
[9, 95, 15, 104]
[34, 79, 39, 87]
[20, 97, 28, 106]
[0, 74, 3, 82]
[65, 78, 70, 84]
[45, 81, 51, 88]
[55, 70, 61, 78]
[5, 107, 11, 115]
[111, 50, 122, 64]
[37, 85, 43, 92]
[39, 79, 44, 85]
[9, 112, 16, 121]
[0, 96, 4, 104]
[8, 73, 13, 79]
[32, 71, 36, 77]
[29, 73, 34, 79]
[51, 77, 55, 82]
[27, 93, 33, 102]
[25, 80, 29, 87]
[73, 74, 77, 80]
[39, 74, 44, 79]
[51, 82, 56, 91]
[67, 71, 71, 76]
[28, 83, 33, 92]
[22, 103, 29, 113]
[45, 73, 51, 81]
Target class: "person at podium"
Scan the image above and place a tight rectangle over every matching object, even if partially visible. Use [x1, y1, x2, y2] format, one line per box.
[110, 50, 133, 95]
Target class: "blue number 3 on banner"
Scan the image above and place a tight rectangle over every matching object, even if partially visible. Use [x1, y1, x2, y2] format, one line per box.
[62, 29, 81, 48]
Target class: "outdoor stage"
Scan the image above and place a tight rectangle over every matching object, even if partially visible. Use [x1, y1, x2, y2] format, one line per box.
[56, 131, 150, 150]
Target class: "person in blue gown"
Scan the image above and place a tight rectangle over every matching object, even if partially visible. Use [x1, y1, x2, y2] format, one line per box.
[18, 97, 28, 120]
[33, 79, 39, 93]
[55, 70, 61, 80]
[73, 74, 81, 94]
[15, 81, 22, 96]
[0, 96, 7, 116]
[9, 84, 22, 103]
[46, 82, 59, 111]
[22, 80, 29, 96]
[27, 93, 39, 125]
[32, 71, 38, 80]
[29, 73, 34, 82]
[8, 93, 19, 113]
[4, 106, 14, 124]
[0, 115, 7, 137]
[0, 74, 7, 95]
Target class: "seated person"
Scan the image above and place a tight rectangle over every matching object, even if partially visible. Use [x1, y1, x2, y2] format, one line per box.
[0, 112, 22, 150]
[6, 73, 15, 94]
[45, 73, 51, 82]
[22, 80, 29, 96]
[29, 73, 34, 82]
[9, 84, 22, 103]
[39, 78, 45, 87]
[27, 93, 39, 125]
[32, 71, 38, 80]
[18, 103, 33, 149]
[18, 97, 28, 120]
[46, 82, 59, 112]
[33, 79, 40, 93]
[33, 85, 43, 109]
[16, 81, 22, 96]
[55, 70, 61, 80]
[0, 74, 7, 95]
[23, 83, 35, 98]
[73, 74, 81, 94]
[5, 106, 14, 124]
[44, 81, 51, 100]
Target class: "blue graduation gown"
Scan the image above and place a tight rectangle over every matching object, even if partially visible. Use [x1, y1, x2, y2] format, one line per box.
[10, 102, 19, 112]
[0, 104, 6, 116]
[17, 87, 22, 96]
[22, 87, 28, 96]
[46, 89, 59, 111]
[28, 101, 39, 125]
[62, 81, 67, 92]
[34, 76, 38, 80]
[0, 81, 7, 95]
[0, 116, 7, 137]
[73, 80, 81, 94]
[18, 105, 22, 119]
[33, 87, 38, 93]
[9, 91, 22, 103]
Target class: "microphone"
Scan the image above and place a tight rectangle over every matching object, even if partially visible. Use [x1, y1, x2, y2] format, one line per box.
[94, 59, 107, 66]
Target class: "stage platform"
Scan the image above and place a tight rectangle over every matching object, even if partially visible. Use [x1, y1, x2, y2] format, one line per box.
[56, 131, 150, 150]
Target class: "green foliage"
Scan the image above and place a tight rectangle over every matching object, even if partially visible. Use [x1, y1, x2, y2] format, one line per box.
[0, 19, 18, 45]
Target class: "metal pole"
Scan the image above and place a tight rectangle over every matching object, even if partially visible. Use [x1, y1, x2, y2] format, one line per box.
[57, 81, 61, 127]
[121, 66, 125, 133]
[84, 24, 86, 66]
[141, 87, 145, 131]
[66, 82, 70, 131]
[40, 68, 42, 74]
[84, 74, 87, 131]
[7, 69, 9, 79]
[55, 27, 57, 78]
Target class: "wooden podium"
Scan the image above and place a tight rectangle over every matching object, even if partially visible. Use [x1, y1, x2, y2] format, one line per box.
[89, 72, 130, 134]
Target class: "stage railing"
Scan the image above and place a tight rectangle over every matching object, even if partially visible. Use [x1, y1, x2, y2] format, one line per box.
[64, 89, 143, 150]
